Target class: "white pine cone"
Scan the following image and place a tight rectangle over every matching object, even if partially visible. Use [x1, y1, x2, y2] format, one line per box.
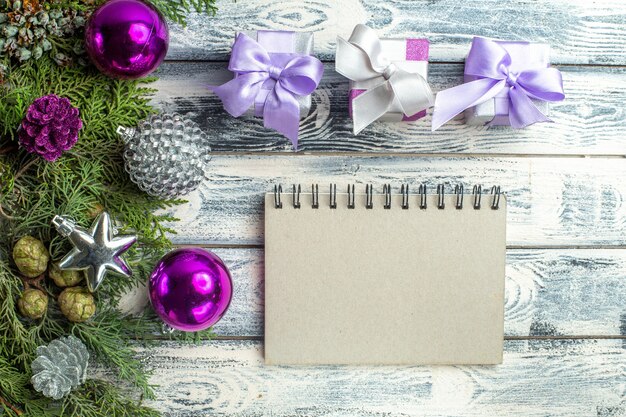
[31, 335, 89, 400]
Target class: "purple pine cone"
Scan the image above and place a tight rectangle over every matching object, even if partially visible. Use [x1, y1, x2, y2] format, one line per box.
[18, 94, 83, 162]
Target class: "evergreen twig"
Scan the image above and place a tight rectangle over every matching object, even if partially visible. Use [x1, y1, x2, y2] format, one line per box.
[0, 31, 214, 414]
[0, 204, 14, 220]
[148, 0, 217, 26]
[0, 395, 24, 416]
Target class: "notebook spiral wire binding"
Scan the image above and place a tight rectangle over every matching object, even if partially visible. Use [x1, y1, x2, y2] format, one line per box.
[365, 184, 373, 209]
[490, 185, 501, 210]
[329, 183, 337, 208]
[455, 184, 464, 210]
[437, 184, 446, 209]
[274, 184, 283, 209]
[473, 185, 482, 209]
[292, 184, 301, 209]
[383, 184, 392, 209]
[311, 184, 319, 208]
[347, 184, 356, 209]
[419, 184, 427, 209]
[401, 184, 409, 209]
[273, 183, 502, 210]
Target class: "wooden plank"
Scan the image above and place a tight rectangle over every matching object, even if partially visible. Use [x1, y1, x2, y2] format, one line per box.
[163, 155, 626, 246]
[144, 339, 626, 416]
[152, 62, 626, 155]
[166, 0, 626, 65]
[205, 248, 626, 338]
[123, 248, 625, 338]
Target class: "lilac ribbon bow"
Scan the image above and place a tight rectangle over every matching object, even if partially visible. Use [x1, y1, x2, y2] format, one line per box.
[211, 33, 324, 149]
[432, 37, 565, 131]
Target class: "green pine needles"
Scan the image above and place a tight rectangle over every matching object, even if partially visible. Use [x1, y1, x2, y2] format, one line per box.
[150, 0, 218, 26]
[0, 0, 218, 415]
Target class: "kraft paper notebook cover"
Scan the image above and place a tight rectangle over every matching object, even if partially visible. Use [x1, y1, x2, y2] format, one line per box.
[264, 184, 507, 365]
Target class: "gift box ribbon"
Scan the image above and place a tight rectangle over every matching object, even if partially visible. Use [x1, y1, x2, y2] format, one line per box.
[432, 37, 565, 130]
[336, 24, 434, 135]
[211, 32, 324, 149]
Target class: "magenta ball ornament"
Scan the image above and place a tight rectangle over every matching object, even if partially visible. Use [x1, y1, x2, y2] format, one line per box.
[149, 248, 233, 332]
[84, 0, 169, 79]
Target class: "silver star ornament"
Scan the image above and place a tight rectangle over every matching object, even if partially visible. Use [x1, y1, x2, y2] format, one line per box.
[51, 212, 137, 293]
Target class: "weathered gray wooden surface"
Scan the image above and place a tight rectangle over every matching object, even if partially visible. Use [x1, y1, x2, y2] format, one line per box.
[145, 339, 625, 417]
[128, 248, 626, 338]
[164, 156, 626, 246]
[145, 0, 626, 415]
[166, 0, 626, 65]
[153, 63, 626, 154]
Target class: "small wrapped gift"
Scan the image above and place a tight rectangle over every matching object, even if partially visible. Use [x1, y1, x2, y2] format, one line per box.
[465, 41, 551, 125]
[240, 31, 314, 119]
[336, 24, 434, 135]
[348, 39, 431, 121]
[432, 37, 565, 130]
[211, 30, 324, 149]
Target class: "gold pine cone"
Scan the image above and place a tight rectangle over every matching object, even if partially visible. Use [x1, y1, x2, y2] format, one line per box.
[49, 264, 84, 288]
[12, 236, 49, 278]
[18, 288, 48, 319]
[58, 287, 96, 323]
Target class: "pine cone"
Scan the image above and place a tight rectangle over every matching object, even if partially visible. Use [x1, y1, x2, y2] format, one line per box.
[0, 0, 89, 63]
[18, 288, 48, 319]
[86, 202, 104, 219]
[18, 94, 83, 161]
[31, 335, 89, 399]
[12, 235, 49, 277]
[58, 287, 95, 322]
[49, 264, 83, 287]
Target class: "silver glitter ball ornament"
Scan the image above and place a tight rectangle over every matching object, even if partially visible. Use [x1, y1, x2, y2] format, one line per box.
[117, 113, 211, 199]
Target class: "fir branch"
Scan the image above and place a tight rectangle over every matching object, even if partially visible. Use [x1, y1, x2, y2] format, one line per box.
[0, 0, 219, 412]
[169, 326, 216, 343]
[0, 52, 174, 415]
[0, 204, 15, 220]
[61, 380, 160, 417]
[0, 396, 23, 416]
[0, 260, 41, 367]
[0, 358, 29, 416]
[148, 0, 217, 26]
[0, 354, 45, 417]
[71, 310, 157, 400]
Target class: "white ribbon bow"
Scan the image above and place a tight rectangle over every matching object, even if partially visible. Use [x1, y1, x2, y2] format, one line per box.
[336, 24, 434, 135]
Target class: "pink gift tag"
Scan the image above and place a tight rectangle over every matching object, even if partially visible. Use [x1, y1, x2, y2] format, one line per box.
[406, 38, 429, 61]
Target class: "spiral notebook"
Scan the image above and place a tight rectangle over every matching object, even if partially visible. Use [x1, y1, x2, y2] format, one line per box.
[264, 184, 507, 365]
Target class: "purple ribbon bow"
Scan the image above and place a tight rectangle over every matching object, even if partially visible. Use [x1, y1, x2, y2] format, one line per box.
[432, 37, 565, 130]
[211, 33, 324, 149]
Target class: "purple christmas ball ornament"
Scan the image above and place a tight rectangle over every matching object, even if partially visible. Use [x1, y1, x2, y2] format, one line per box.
[149, 248, 233, 332]
[18, 94, 83, 162]
[84, 0, 169, 79]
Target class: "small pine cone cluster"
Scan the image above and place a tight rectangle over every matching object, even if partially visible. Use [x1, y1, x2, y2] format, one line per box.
[0, 0, 89, 64]
[12, 235, 94, 322]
